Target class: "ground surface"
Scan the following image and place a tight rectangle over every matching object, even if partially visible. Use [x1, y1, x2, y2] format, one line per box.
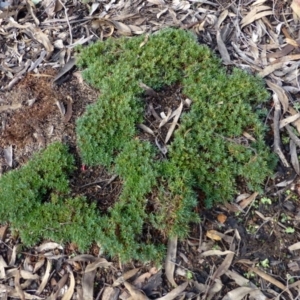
[1, 0, 300, 299]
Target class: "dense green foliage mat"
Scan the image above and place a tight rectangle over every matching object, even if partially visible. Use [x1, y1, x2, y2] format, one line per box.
[0, 28, 276, 262]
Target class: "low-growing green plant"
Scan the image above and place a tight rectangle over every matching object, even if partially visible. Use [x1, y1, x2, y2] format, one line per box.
[0, 142, 99, 251]
[75, 28, 276, 261]
[0, 28, 276, 263]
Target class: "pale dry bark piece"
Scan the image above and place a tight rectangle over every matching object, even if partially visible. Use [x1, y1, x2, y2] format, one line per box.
[138, 124, 155, 135]
[290, 139, 300, 175]
[3, 145, 12, 167]
[165, 236, 177, 287]
[63, 96, 73, 123]
[0, 103, 22, 112]
[289, 242, 300, 251]
[165, 101, 183, 144]
[272, 93, 290, 167]
[200, 250, 234, 257]
[0, 256, 7, 279]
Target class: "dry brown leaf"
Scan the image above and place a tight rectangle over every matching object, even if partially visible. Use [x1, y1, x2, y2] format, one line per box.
[147, 0, 166, 5]
[216, 31, 231, 65]
[238, 192, 258, 209]
[139, 34, 149, 48]
[250, 267, 287, 290]
[242, 131, 256, 142]
[159, 108, 172, 128]
[36, 242, 63, 252]
[113, 268, 140, 287]
[14, 270, 25, 300]
[157, 281, 188, 300]
[217, 213, 227, 223]
[52, 273, 69, 299]
[207, 279, 223, 300]
[241, 6, 272, 28]
[20, 270, 39, 280]
[0, 256, 7, 279]
[128, 24, 146, 35]
[0, 283, 9, 300]
[133, 268, 159, 288]
[266, 80, 289, 114]
[102, 287, 119, 300]
[62, 269, 75, 300]
[0, 225, 8, 242]
[36, 259, 51, 295]
[288, 106, 300, 134]
[165, 101, 183, 144]
[291, 0, 300, 18]
[82, 269, 95, 300]
[138, 124, 155, 136]
[9, 245, 22, 267]
[206, 230, 222, 241]
[9, 289, 44, 300]
[85, 258, 112, 273]
[42, 0, 57, 17]
[279, 113, 300, 128]
[25, 24, 54, 54]
[212, 252, 235, 280]
[139, 82, 157, 97]
[222, 287, 259, 300]
[225, 270, 254, 287]
[201, 250, 234, 257]
[165, 236, 177, 287]
[33, 258, 45, 274]
[64, 96, 73, 123]
[0, 103, 22, 112]
[288, 241, 300, 251]
[124, 281, 149, 300]
[110, 20, 132, 35]
[26, 0, 39, 25]
[286, 37, 299, 47]
[67, 254, 97, 263]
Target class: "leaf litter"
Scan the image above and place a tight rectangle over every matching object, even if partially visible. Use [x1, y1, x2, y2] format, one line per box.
[2, 0, 300, 298]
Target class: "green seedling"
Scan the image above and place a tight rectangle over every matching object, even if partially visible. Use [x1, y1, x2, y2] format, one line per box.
[257, 258, 269, 268]
[260, 197, 272, 205]
[285, 227, 295, 234]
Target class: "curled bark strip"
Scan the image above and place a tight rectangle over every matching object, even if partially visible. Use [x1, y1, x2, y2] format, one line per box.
[64, 96, 73, 123]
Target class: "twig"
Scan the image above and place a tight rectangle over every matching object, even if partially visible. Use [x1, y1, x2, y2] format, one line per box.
[57, 0, 73, 45]
[78, 174, 118, 190]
